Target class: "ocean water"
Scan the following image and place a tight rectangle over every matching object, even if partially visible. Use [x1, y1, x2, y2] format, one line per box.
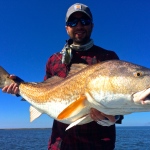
[115, 126, 150, 150]
[0, 128, 51, 150]
[0, 127, 150, 150]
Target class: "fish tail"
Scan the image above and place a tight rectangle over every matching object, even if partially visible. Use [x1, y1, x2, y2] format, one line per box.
[0, 66, 15, 88]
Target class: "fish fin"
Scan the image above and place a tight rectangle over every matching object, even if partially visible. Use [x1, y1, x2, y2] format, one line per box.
[66, 114, 91, 130]
[33, 64, 88, 87]
[21, 98, 26, 101]
[44, 76, 64, 84]
[68, 64, 88, 77]
[57, 95, 87, 120]
[30, 106, 42, 122]
[0, 66, 10, 76]
[0, 66, 14, 88]
[35, 76, 64, 87]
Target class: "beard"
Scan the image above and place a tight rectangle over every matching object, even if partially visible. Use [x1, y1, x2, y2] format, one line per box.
[66, 23, 93, 45]
[69, 28, 92, 45]
[73, 36, 90, 45]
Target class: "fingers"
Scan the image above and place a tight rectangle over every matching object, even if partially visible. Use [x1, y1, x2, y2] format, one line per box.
[11, 83, 19, 94]
[2, 83, 19, 94]
[97, 120, 115, 126]
[90, 108, 105, 121]
[90, 108, 116, 122]
[2, 74, 19, 94]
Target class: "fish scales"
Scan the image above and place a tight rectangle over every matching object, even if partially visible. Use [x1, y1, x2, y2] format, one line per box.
[1, 60, 150, 129]
[19, 63, 98, 103]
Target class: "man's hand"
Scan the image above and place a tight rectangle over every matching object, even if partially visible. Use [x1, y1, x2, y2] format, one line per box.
[2, 75, 19, 94]
[90, 108, 117, 126]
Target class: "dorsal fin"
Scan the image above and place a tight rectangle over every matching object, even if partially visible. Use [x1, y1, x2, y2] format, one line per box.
[44, 76, 64, 84]
[67, 63, 88, 77]
[36, 63, 88, 87]
[35, 76, 65, 87]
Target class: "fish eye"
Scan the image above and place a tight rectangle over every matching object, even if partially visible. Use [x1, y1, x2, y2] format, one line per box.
[133, 71, 143, 77]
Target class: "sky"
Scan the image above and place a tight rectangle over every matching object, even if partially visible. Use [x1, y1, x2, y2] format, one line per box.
[0, 0, 150, 129]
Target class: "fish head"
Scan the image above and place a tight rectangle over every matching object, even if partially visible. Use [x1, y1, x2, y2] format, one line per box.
[87, 60, 150, 106]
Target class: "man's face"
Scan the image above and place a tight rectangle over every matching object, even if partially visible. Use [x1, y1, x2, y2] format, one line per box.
[66, 12, 93, 45]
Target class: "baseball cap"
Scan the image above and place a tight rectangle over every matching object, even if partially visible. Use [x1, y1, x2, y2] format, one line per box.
[66, 3, 93, 22]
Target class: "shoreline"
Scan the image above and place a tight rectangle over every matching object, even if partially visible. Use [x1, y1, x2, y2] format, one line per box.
[1, 126, 150, 130]
[0, 128, 51, 130]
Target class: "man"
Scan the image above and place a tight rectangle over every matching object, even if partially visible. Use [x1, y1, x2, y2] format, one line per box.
[44, 3, 123, 150]
[2, 3, 123, 150]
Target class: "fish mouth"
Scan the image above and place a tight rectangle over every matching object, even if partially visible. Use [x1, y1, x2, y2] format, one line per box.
[133, 88, 150, 105]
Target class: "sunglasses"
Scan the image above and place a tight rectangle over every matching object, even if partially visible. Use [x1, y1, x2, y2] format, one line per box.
[66, 18, 92, 27]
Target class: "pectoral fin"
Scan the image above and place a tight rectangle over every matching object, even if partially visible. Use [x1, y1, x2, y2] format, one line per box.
[57, 95, 87, 120]
[30, 106, 42, 122]
[66, 114, 91, 130]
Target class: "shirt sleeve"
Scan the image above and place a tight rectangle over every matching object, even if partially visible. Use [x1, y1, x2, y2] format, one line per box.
[44, 55, 55, 80]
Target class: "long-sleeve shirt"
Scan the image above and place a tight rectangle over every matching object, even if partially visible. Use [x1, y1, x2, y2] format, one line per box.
[44, 45, 123, 150]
